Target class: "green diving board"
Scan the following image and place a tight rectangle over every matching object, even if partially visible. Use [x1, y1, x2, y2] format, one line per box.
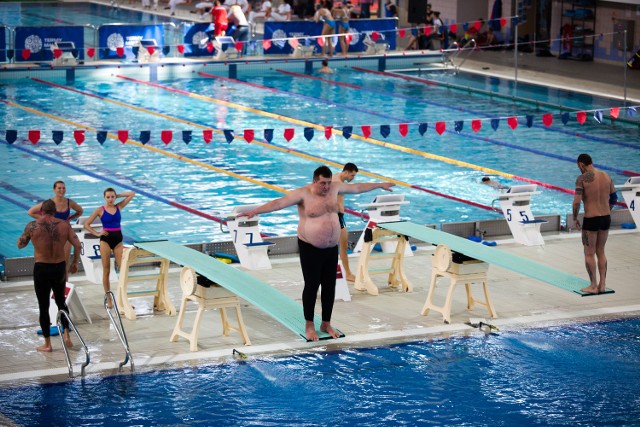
[379, 221, 614, 296]
[135, 241, 343, 341]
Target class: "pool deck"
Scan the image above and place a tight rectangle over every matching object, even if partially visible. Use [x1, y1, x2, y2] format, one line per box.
[1, 228, 639, 385]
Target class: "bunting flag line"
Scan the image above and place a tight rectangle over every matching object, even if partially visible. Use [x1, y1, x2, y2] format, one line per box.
[2, 105, 637, 146]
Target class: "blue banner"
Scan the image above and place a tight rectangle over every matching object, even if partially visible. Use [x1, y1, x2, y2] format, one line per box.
[98, 24, 164, 60]
[0, 25, 6, 62]
[263, 18, 397, 55]
[182, 22, 217, 58]
[14, 26, 84, 62]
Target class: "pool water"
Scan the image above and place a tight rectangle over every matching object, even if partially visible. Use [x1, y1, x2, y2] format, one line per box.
[1, 317, 639, 426]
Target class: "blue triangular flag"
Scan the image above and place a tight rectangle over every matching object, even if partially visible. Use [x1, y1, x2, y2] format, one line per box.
[264, 129, 274, 143]
[304, 37, 311, 46]
[52, 130, 64, 145]
[304, 127, 314, 141]
[491, 118, 500, 131]
[511, 17, 520, 26]
[561, 112, 570, 125]
[627, 107, 637, 117]
[594, 110, 603, 123]
[454, 121, 464, 133]
[380, 124, 390, 138]
[139, 130, 151, 145]
[182, 130, 192, 144]
[5, 130, 17, 144]
[223, 129, 234, 143]
[526, 115, 534, 128]
[342, 126, 352, 139]
[462, 22, 469, 31]
[418, 123, 428, 136]
[97, 131, 107, 145]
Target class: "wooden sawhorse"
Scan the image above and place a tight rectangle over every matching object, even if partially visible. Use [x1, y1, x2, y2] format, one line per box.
[422, 244, 497, 324]
[354, 227, 412, 296]
[171, 267, 251, 351]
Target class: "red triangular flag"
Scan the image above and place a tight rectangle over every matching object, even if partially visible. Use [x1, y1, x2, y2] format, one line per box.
[399, 123, 408, 137]
[53, 49, 62, 59]
[118, 130, 128, 143]
[161, 130, 172, 144]
[542, 113, 553, 127]
[450, 23, 457, 33]
[203, 129, 213, 143]
[28, 130, 40, 144]
[177, 44, 185, 54]
[244, 129, 254, 143]
[317, 37, 325, 47]
[371, 31, 380, 41]
[74, 130, 85, 145]
[22, 49, 31, 60]
[87, 48, 95, 58]
[398, 29, 406, 38]
[500, 17, 507, 27]
[207, 43, 214, 53]
[146, 46, 155, 55]
[435, 122, 446, 135]
[472, 119, 482, 132]
[576, 111, 587, 125]
[284, 128, 294, 142]
[263, 39, 272, 50]
[507, 116, 518, 130]
[474, 20, 482, 31]
[235, 41, 243, 51]
[361, 125, 371, 139]
[289, 38, 299, 48]
[324, 126, 332, 139]
[346, 33, 353, 43]
[425, 26, 432, 36]
[610, 107, 619, 119]
[116, 47, 124, 57]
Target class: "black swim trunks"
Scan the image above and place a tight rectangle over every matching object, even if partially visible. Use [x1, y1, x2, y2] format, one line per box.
[582, 215, 611, 232]
[100, 230, 123, 250]
[338, 212, 346, 229]
[33, 261, 69, 338]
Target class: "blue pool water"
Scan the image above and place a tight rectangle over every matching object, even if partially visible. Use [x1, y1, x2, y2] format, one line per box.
[1, 317, 639, 426]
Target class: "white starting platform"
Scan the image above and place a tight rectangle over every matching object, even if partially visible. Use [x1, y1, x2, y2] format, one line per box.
[291, 45, 316, 58]
[213, 36, 239, 60]
[135, 39, 161, 63]
[50, 41, 78, 66]
[47, 282, 92, 326]
[496, 184, 547, 246]
[354, 194, 412, 256]
[616, 176, 640, 227]
[226, 204, 275, 270]
[364, 35, 389, 55]
[73, 216, 118, 285]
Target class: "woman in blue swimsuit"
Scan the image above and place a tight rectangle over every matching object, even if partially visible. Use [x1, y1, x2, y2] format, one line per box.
[28, 180, 84, 279]
[315, 0, 335, 57]
[84, 188, 135, 307]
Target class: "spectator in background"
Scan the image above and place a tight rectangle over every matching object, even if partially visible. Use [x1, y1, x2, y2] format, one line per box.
[359, 0, 370, 18]
[228, 2, 250, 53]
[431, 11, 443, 50]
[248, 0, 272, 22]
[384, 0, 397, 18]
[268, 0, 293, 21]
[211, 0, 229, 35]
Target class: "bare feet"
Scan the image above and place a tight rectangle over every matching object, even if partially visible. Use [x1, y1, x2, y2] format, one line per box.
[320, 321, 340, 339]
[580, 285, 599, 294]
[36, 343, 53, 352]
[305, 321, 319, 341]
[64, 333, 73, 348]
[346, 274, 356, 283]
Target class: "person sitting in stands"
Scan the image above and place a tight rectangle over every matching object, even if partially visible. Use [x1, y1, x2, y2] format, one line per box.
[248, 0, 272, 22]
[268, 0, 292, 21]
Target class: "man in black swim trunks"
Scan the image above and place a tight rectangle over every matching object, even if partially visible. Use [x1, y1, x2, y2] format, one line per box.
[17, 199, 81, 352]
[572, 153, 618, 294]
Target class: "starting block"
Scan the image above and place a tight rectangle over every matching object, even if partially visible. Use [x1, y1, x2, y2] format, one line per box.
[47, 282, 92, 325]
[135, 39, 161, 63]
[422, 244, 496, 324]
[212, 36, 239, 59]
[170, 267, 250, 351]
[291, 45, 316, 58]
[50, 41, 78, 66]
[616, 176, 640, 227]
[335, 259, 351, 301]
[73, 216, 117, 285]
[497, 184, 546, 246]
[364, 34, 388, 55]
[354, 194, 412, 256]
[226, 204, 275, 270]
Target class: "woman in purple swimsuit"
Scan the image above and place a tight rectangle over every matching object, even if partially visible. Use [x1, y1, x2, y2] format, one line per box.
[28, 180, 84, 279]
[84, 188, 135, 307]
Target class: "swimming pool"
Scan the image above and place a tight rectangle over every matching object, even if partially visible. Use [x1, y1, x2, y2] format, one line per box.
[1, 316, 638, 425]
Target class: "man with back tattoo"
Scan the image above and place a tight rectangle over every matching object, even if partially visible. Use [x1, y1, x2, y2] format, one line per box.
[572, 153, 618, 294]
[18, 199, 81, 352]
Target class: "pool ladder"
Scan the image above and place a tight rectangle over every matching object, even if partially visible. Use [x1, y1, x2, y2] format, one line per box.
[56, 291, 134, 378]
[445, 39, 477, 73]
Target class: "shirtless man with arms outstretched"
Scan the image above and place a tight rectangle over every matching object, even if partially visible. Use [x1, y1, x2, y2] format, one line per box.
[238, 165, 394, 341]
[572, 153, 618, 294]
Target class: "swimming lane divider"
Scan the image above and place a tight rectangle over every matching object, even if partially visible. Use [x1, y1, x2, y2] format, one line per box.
[0, 180, 44, 204]
[114, 76, 500, 212]
[0, 192, 31, 210]
[353, 66, 640, 154]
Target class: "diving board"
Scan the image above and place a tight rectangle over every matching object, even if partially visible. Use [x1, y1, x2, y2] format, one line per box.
[135, 241, 343, 341]
[379, 222, 614, 296]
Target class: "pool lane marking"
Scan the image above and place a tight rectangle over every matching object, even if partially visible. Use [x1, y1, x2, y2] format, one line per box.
[117, 74, 571, 197]
[28, 78, 498, 213]
[0, 180, 43, 204]
[0, 193, 31, 210]
[202, 71, 633, 180]
[353, 66, 640, 156]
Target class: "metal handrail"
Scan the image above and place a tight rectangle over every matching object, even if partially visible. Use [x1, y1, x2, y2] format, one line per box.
[56, 311, 90, 378]
[447, 38, 477, 73]
[104, 291, 135, 372]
